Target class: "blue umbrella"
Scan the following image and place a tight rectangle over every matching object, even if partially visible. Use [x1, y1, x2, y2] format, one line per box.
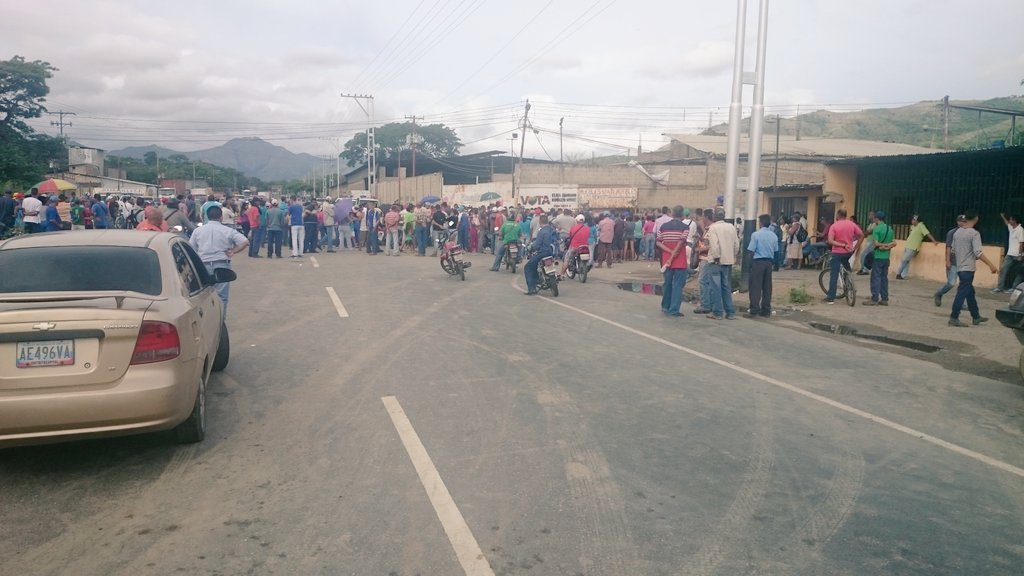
[421, 195, 440, 204]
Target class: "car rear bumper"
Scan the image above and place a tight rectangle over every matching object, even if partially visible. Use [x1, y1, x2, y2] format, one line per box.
[0, 361, 199, 447]
[996, 307, 1024, 344]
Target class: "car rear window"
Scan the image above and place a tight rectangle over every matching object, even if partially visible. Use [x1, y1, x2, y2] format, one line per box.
[0, 246, 162, 295]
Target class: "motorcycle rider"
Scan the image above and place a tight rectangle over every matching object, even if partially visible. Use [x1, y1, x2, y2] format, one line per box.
[524, 215, 559, 295]
[559, 214, 591, 278]
[490, 210, 523, 271]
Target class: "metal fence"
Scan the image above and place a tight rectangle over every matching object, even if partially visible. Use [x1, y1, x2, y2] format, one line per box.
[852, 147, 1024, 245]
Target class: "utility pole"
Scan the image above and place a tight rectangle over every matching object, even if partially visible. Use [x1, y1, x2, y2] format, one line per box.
[516, 100, 531, 202]
[559, 117, 564, 188]
[341, 93, 375, 197]
[795, 104, 801, 141]
[405, 115, 420, 177]
[48, 110, 76, 143]
[773, 114, 781, 193]
[943, 95, 950, 151]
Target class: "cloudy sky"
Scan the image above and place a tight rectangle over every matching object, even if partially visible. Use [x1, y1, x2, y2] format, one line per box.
[5, 0, 1023, 160]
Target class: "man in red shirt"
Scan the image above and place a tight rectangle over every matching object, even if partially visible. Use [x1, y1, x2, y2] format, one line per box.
[824, 208, 863, 303]
[656, 206, 691, 316]
[559, 214, 591, 277]
[247, 200, 263, 258]
[384, 204, 403, 256]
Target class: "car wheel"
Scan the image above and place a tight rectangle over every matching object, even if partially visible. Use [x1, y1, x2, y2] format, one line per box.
[211, 319, 230, 368]
[212, 323, 230, 372]
[174, 375, 206, 444]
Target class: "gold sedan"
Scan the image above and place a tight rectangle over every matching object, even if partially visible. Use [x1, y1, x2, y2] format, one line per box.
[0, 230, 235, 447]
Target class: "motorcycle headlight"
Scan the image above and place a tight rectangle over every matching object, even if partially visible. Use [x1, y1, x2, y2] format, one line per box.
[1010, 288, 1024, 308]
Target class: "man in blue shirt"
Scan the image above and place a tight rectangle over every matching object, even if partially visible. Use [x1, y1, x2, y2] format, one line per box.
[90, 194, 110, 229]
[189, 206, 248, 320]
[524, 215, 558, 295]
[746, 214, 779, 318]
[287, 196, 304, 258]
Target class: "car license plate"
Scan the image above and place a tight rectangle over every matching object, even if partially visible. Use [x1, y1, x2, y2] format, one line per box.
[16, 340, 75, 368]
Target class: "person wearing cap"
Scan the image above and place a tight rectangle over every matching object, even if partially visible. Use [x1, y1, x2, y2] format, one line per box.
[948, 210, 999, 327]
[265, 199, 286, 258]
[866, 211, 895, 306]
[162, 198, 195, 235]
[933, 214, 967, 306]
[558, 214, 591, 277]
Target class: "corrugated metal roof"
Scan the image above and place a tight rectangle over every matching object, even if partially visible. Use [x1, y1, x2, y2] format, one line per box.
[663, 134, 942, 158]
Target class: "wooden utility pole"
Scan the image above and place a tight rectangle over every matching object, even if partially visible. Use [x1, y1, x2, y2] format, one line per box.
[516, 101, 530, 201]
[48, 110, 76, 143]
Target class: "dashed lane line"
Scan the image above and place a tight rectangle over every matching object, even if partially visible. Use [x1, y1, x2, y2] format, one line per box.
[526, 285, 1024, 480]
[325, 287, 349, 318]
[382, 396, 495, 576]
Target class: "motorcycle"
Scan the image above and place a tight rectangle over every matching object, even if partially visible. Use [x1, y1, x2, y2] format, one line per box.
[565, 244, 591, 283]
[529, 248, 559, 297]
[503, 241, 519, 273]
[439, 231, 470, 281]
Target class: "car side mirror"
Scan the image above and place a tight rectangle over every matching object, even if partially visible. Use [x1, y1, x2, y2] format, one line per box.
[213, 268, 237, 283]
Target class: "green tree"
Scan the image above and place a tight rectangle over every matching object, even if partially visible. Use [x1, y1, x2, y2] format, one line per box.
[143, 151, 157, 166]
[0, 56, 65, 188]
[341, 122, 461, 167]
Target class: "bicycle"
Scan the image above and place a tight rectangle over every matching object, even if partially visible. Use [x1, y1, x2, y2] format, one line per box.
[818, 252, 857, 306]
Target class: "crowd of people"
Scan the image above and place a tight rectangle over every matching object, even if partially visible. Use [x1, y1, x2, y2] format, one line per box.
[2, 186, 1017, 328]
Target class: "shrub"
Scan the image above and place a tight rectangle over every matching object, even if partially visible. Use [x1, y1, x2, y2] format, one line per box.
[789, 283, 812, 304]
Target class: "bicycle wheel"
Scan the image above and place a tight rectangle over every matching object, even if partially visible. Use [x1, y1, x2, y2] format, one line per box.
[845, 272, 856, 306]
[819, 267, 847, 299]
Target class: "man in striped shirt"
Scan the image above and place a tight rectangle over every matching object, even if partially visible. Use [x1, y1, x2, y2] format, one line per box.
[656, 206, 691, 317]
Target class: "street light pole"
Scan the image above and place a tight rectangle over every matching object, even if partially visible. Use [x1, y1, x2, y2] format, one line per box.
[340, 93, 375, 198]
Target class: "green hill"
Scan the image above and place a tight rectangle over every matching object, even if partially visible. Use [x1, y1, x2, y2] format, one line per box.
[710, 96, 1024, 150]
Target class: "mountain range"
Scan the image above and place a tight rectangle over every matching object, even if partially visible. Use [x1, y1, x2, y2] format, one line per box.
[109, 137, 325, 182]
[708, 95, 1024, 149]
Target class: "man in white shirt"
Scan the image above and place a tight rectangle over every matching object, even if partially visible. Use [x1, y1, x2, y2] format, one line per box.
[21, 188, 43, 234]
[705, 210, 741, 320]
[995, 212, 1024, 292]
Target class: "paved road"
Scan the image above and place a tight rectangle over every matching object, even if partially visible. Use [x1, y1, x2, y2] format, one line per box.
[2, 249, 1023, 576]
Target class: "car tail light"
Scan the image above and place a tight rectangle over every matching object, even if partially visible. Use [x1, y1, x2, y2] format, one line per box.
[131, 321, 181, 365]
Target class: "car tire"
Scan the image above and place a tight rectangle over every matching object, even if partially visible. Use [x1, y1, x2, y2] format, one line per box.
[212, 323, 230, 372]
[174, 375, 206, 444]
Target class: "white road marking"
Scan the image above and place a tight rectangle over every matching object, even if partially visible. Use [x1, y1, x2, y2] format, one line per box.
[382, 396, 495, 576]
[325, 287, 349, 318]
[310, 256, 320, 268]
[533, 290, 1024, 480]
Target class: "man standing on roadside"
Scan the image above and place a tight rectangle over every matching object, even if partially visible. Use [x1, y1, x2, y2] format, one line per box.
[21, 188, 43, 233]
[288, 196, 304, 258]
[706, 210, 739, 320]
[866, 211, 895, 306]
[247, 199, 264, 258]
[265, 200, 286, 258]
[934, 215, 966, 307]
[896, 214, 939, 279]
[824, 209, 864, 304]
[993, 212, 1024, 293]
[596, 212, 615, 268]
[414, 203, 431, 256]
[746, 214, 779, 318]
[322, 198, 337, 253]
[189, 206, 248, 321]
[384, 203, 402, 256]
[656, 206, 691, 317]
[429, 204, 447, 257]
[693, 209, 715, 315]
[948, 210, 999, 327]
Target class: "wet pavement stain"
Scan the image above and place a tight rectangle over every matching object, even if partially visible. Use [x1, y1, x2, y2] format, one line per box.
[616, 282, 663, 296]
[809, 322, 942, 353]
